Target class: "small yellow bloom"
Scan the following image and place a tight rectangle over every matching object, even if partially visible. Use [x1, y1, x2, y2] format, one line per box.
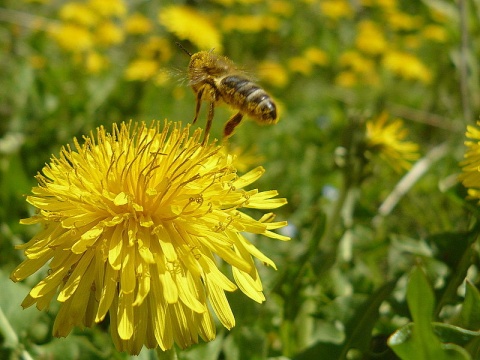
[95, 21, 125, 46]
[335, 71, 358, 87]
[304, 47, 329, 66]
[339, 50, 374, 74]
[138, 36, 172, 63]
[287, 56, 313, 76]
[222, 145, 265, 173]
[11, 121, 289, 355]
[460, 122, 480, 201]
[268, 0, 294, 16]
[257, 60, 289, 88]
[221, 14, 279, 33]
[51, 23, 93, 52]
[382, 50, 432, 83]
[88, 0, 127, 18]
[125, 13, 153, 35]
[85, 51, 108, 73]
[59, 2, 98, 26]
[124, 59, 160, 81]
[366, 112, 420, 172]
[159, 6, 222, 52]
[422, 24, 448, 43]
[355, 20, 388, 55]
[387, 11, 421, 31]
[320, 0, 353, 20]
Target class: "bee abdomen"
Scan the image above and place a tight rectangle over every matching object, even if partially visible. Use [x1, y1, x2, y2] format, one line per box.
[220, 75, 277, 124]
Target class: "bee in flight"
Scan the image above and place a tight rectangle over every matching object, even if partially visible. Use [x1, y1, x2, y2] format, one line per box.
[177, 43, 278, 142]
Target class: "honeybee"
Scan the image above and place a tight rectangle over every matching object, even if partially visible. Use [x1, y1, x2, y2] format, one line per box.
[177, 43, 278, 142]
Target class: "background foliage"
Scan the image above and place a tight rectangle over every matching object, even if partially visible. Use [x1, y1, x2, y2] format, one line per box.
[1, 0, 480, 359]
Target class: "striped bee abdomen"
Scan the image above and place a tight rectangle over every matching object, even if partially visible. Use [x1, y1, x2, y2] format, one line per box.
[219, 75, 277, 124]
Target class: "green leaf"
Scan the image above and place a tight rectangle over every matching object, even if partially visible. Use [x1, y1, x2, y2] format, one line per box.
[389, 323, 474, 360]
[294, 280, 397, 360]
[461, 281, 480, 330]
[388, 266, 473, 360]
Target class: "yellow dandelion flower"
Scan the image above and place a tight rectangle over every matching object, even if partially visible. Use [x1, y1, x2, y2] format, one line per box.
[460, 122, 480, 201]
[88, 0, 127, 18]
[51, 23, 93, 52]
[422, 24, 448, 43]
[355, 20, 388, 55]
[366, 112, 420, 172]
[335, 71, 358, 87]
[124, 59, 160, 81]
[320, 0, 353, 20]
[138, 36, 172, 63]
[287, 56, 313, 76]
[125, 13, 153, 35]
[387, 11, 421, 31]
[374, 0, 397, 10]
[59, 2, 98, 26]
[339, 50, 375, 74]
[153, 70, 171, 86]
[94, 21, 125, 46]
[257, 60, 289, 88]
[159, 6, 222, 52]
[382, 50, 432, 83]
[222, 145, 265, 174]
[11, 121, 289, 355]
[85, 51, 108, 73]
[304, 47, 329, 66]
[268, 0, 294, 16]
[221, 14, 279, 33]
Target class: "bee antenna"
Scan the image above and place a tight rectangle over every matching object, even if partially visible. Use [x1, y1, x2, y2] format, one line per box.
[176, 42, 192, 57]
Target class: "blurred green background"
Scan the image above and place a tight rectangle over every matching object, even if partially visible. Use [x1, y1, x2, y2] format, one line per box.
[2, 0, 480, 359]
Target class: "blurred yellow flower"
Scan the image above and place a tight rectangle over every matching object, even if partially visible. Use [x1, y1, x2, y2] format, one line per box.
[211, 0, 262, 4]
[95, 21, 124, 46]
[287, 56, 313, 76]
[125, 13, 153, 35]
[222, 145, 266, 173]
[139, 36, 172, 63]
[222, 15, 280, 33]
[387, 12, 421, 31]
[460, 122, 480, 201]
[382, 50, 432, 83]
[59, 2, 98, 26]
[366, 112, 419, 172]
[159, 6, 222, 52]
[320, 0, 353, 20]
[422, 25, 448, 43]
[124, 59, 159, 81]
[339, 50, 375, 75]
[268, 0, 294, 16]
[355, 20, 387, 55]
[304, 47, 329, 66]
[373, 0, 397, 10]
[51, 23, 93, 52]
[257, 60, 289, 88]
[88, 0, 126, 18]
[11, 121, 289, 355]
[335, 71, 358, 87]
[85, 51, 108, 73]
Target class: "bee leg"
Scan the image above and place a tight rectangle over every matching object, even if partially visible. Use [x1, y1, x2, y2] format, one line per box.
[223, 112, 244, 139]
[193, 87, 204, 124]
[202, 101, 215, 144]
